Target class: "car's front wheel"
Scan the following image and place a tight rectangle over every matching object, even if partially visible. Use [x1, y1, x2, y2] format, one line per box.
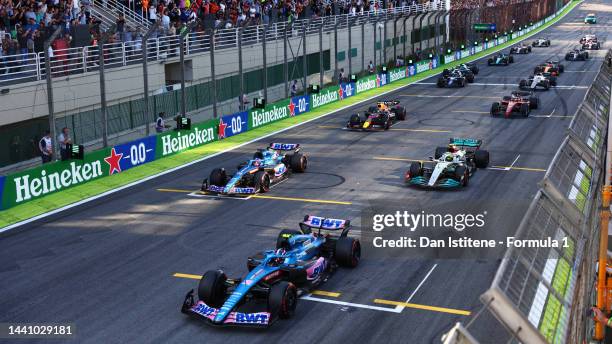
[268, 281, 297, 319]
[254, 171, 271, 193]
[198, 270, 227, 308]
[335, 237, 361, 268]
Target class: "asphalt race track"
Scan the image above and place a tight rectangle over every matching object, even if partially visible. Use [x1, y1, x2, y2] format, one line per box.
[1, 2, 610, 343]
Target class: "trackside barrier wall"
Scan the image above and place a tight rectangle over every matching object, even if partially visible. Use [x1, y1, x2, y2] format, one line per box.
[0, 1, 574, 211]
[480, 49, 612, 344]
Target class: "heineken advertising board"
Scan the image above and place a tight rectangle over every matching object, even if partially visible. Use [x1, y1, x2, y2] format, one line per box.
[389, 68, 406, 82]
[248, 99, 292, 129]
[311, 86, 341, 109]
[356, 75, 379, 94]
[155, 119, 218, 158]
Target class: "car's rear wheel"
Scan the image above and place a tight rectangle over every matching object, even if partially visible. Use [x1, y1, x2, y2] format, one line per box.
[209, 168, 227, 186]
[520, 103, 530, 117]
[335, 237, 361, 268]
[437, 77, 445, 87]
[348, 113, 362, 127]
[268, 281, 297, 319]
[474, 150, 490, 168]
[530, 97, 539, 109]
[254, 171, 271, 193]
[198, 270, 227, 308]
[290, 153, 307, 172]
[519, 80, 527, 88]
[393, 106, 407, 120]
[368, 106, 378, 113]
[276, 229, 302, 249]
[409, 162, 423, 179]
[491, 102, 500, 116]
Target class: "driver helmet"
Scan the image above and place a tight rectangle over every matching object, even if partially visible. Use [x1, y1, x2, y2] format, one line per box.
[447, 144, 458, 153]
[273, 248, 286, 265]
[445, 155, 454, 162]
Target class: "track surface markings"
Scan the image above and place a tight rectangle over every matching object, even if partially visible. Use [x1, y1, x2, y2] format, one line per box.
[157, 188, 351, 205]
[373, 156, 546, 172]
[395, 264, 437, 312]
[173, 273, 341, 298]
[414, 82, 589, 89]
[373, 299, 472, 316]
[317, 125, 451, 133]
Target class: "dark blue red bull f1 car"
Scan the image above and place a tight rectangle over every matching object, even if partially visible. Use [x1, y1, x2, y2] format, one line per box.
[201, 143, 307, 195]
[181, 215, 361, 327]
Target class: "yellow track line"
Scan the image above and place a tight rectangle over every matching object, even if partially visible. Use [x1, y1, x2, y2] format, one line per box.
[157, 188, 192, 193]
[451, 110, 489, 114]
[373, 156, 423, 162]
[251, 194, 352, 205]
[402, 94, 499, 99]
[318, 125, 450, 133]
[373, 299, 471, 316]
[491, 165, 547, 172]
[173, 273, 340, 297]
[311, 290, 342, 297]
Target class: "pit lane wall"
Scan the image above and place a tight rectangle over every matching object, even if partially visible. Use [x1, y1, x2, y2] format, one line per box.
[480, 50, 612, 344]
[0, 1, 574, 211]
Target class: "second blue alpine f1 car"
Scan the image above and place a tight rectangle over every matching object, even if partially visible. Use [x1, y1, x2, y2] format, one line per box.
[487, 53, 514, 66]
[181, 215, 361, 327]
[201, 143, 307, 195]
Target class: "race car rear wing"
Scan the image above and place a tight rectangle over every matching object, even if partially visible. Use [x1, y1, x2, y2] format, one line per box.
[449, 138, 482, 149]
[269, 143, 300, 152]
[299, 215, 351, 237]
[376, 100, 400, 110]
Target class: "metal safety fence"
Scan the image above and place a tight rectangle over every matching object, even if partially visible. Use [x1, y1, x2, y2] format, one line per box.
[0, 2, 444, 87]
[479, 49, 612, 344]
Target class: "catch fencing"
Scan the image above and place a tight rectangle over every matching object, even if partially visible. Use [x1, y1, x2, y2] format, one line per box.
[480, 49, 612, 344]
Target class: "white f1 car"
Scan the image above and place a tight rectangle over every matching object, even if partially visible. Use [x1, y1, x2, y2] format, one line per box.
[532, 38, 551, 47]
[519, 73, 556, 90]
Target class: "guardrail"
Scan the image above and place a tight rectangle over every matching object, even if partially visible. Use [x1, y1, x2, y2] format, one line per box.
[480, 49, 612, 344]
[0, 2, 444, 86]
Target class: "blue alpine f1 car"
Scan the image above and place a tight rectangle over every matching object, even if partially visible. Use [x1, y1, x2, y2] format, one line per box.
[487, 53, 514, 66]
[201, 143, 307, 195]
[181, 215, 361, 327]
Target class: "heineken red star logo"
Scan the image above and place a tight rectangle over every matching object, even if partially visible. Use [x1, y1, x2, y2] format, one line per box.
[288, 99, 296, 116]
[218, 118, 228, 139]
[104, 148, 123, 175]
[338, 86, 344, 99]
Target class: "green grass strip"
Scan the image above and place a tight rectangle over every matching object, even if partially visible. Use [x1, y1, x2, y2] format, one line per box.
[0, 0, 582, 229]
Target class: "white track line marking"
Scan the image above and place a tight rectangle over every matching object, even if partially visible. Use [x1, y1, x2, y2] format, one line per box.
[395, 264, 438, 312]
[301, 295, 401, 313]
[414, 82, 588, 89]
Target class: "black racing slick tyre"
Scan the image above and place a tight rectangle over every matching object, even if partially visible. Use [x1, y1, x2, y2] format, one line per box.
[519, 80, 527, 89]
[509, 56, 514, 63]
[209, 168, 228, 186]
[490, 102, 500, 116]
[474, 150, 490, 168]
[454, 165, 468, 187]
[198, 270, 227, 308]
[393, 106, 407, 120]
[409, 162, 422, 178]
[335, 237, 361, 268]
[276, 229, 302, 249]
[437, 77, 445, 88]
[467, 74, 474, 83]
[530, 97, 539, 109]
[368, 106, 378, 114]
[348, 113, 362, 127]
[290, 153, 307, 172]
[435, 146, 447, 159]
[254, 171, 271, 193]
[559, 64, 564, 73]
[487, 58, 493, 66]
[520, 103, 530, 117]
[268, 281, 297, 319]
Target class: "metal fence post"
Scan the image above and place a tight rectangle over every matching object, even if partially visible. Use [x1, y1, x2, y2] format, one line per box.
[302, 22, 307, 94]
[411, 13, 420, 54]
[262, 25, 268, 100]
[373, 21, 377, 68]
[99, 25, 117, 148]
[319, 24, 324, 87]
[284, 23, 289, 98]
[238, 28, 244, 111]
[393, 16, 398, 64]
[383, 17, 387, 65]
[209, 29, 218, 119]
[44, 26, 63, 159]
[142, 22, 159, 136]
[348, 19, 352, 78]
[403, 16, 409, 58]
[334, 22, 339, 83]
[419, 12, 428, 53]
[361, 21, 365, 73]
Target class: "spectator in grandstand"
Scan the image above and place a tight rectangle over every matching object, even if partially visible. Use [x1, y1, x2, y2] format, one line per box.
[57, 127, 72, 160]
[338, 67, 345, 84]
[38, 130, 53, 163]
[368, 60, 374, 74]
